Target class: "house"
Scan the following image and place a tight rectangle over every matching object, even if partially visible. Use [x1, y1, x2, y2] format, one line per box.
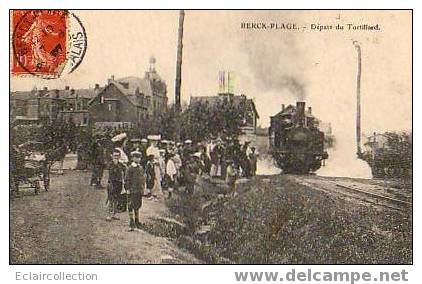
[10, 58, 168, 127]
[10, 86, 98, 126]
[362, 132, 390, 157]
[57, 86, 101, 126]
[10, 90, 37, 120]
[88, 58, 168, 127]
[189, 92, 260, 135]
[10, 87, 62, 122]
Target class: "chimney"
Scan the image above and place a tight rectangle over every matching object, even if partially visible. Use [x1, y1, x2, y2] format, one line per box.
[281, 104, 285, 111]
[107, 75, 115, 84]
[54, 89, 60, 98]
[308, 106, 312, 115]
[135, 87, 140, 95]
[94, 84, 100, 95]
[65, 86, 70, 90]
[43, 87, 48, 94]
[296, 101, 305, 126]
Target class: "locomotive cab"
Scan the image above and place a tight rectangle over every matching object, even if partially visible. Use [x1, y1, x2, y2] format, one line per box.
[269, 101, 328, 174]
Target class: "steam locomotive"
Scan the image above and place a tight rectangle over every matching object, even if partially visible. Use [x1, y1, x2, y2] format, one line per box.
[269, 101, 328, 174]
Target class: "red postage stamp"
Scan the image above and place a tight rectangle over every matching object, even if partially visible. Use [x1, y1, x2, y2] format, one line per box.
[11, 10, 68, 77]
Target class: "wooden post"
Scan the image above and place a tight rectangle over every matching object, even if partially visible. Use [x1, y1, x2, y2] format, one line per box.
[353, 41, 362, 157]
[175, 10, 184, 113]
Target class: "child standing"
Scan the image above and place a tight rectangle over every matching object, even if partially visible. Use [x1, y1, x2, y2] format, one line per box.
[165, 153, 177, 199]
[124, 151, 145, 231]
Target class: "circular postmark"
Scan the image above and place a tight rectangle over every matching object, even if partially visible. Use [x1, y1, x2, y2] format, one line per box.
[11, 10, 87, 79]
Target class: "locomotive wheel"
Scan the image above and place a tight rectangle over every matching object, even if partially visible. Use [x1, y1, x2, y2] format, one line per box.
[371, 166, 384, 178]
[284, 160, 310, 174]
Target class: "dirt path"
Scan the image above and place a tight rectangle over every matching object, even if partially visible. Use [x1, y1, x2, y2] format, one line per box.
[10, 170, 199, 264]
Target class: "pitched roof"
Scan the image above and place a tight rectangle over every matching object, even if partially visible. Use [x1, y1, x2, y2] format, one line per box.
[190, 96, 219, 106]
[116, 76, 153, 97]
[12, 88, 100, 101]
[272, 104, 314, 118]
[272, 105, 295, 117]
[10, 90, 38, 100]
[190, 94, 259, 118]
[110, 76, 158, 107]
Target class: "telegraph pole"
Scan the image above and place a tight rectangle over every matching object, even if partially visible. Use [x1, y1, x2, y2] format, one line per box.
[353, 41, 362, 157]
[175, 10, 184, 112]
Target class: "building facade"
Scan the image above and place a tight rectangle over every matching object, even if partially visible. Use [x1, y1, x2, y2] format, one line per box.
[10, 58, 168, 127]
[88, 58, 168, 126]
[190, 92, 260, 134]
[10, 87, 97, 126]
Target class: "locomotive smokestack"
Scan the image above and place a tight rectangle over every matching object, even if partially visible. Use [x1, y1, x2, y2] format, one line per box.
[281, 104, 285, 111]
[353, 41, 362, 157]
[296, 101, 305, 126]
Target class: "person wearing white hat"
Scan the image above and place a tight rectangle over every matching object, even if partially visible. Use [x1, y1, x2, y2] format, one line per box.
[164, 152, 177, 199]
[182, 139, 194, 162]
[139, 138, 148, 166]
[111, 133, 127, 143]
[111, 133, 129, 164]
[146, 135, 162, 198]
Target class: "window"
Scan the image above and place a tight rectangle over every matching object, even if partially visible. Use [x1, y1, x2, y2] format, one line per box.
[82, 115, 88, 126]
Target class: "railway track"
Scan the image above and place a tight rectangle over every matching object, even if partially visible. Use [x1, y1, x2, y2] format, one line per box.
[289, 176, 412, 213]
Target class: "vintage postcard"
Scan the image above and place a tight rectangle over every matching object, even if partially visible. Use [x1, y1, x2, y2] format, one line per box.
[10, 10, 412, 265]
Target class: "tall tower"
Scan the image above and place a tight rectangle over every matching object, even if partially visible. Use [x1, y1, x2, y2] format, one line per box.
[149, 56, 156, 72]
[174, 10, 185, 112]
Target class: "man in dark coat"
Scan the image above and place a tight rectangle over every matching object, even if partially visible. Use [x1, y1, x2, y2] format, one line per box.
[240, 141, 251, 177]
[139, 139, 148, 167]
[106, 150, 126, 221]
[145, 154, 156, 199]
[124, 151, 145, 231]
[183, 153, 201, 194]
[90, 137, 106, 188]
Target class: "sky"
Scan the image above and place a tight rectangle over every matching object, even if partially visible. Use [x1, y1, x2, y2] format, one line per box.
[11, 10, 412, 136]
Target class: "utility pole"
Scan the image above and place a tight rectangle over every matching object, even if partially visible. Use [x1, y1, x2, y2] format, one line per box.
[353, 41, 362, 157]
[175, 10, 184, 113]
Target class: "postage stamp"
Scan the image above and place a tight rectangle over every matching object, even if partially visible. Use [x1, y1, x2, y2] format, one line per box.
[11, 10, 87, 78]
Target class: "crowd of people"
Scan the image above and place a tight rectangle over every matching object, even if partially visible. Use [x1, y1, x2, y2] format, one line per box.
[87, 131, 259, 232]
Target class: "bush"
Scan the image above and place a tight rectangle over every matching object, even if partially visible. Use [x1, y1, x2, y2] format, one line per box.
[167, 176, 412, 264]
